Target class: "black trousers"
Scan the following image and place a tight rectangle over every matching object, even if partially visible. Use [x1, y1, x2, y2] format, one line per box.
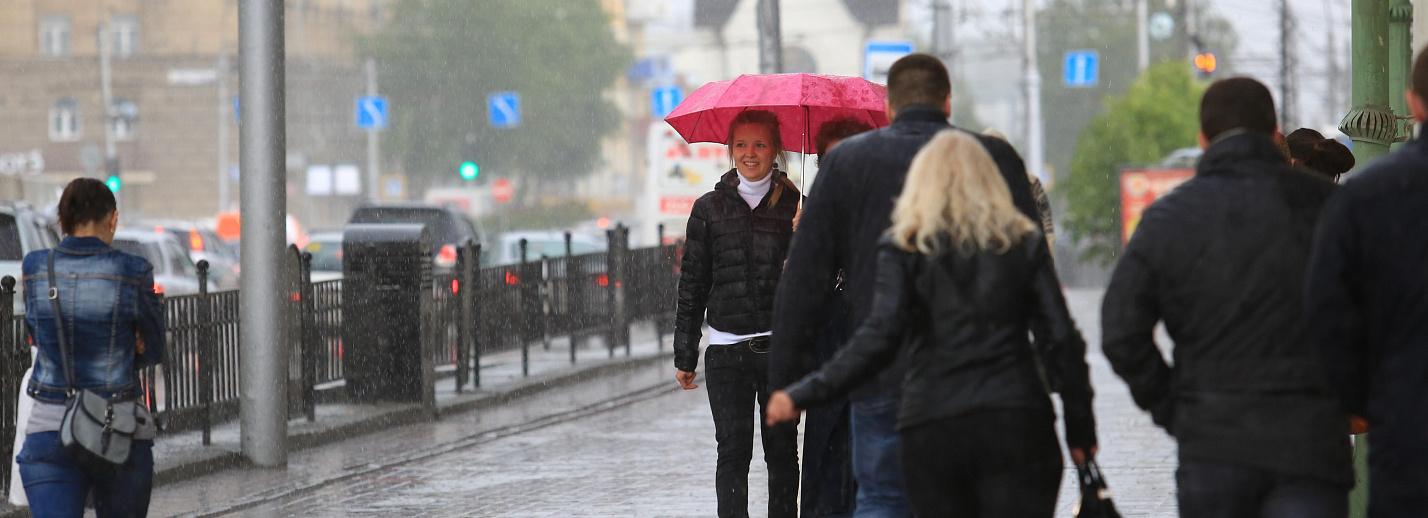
[1176, 458, 1347, 518]
[705, 343, 800, 518]
[900, 408, 1063, 518]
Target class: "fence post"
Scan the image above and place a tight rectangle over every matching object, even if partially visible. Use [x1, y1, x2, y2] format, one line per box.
[455, 240, 473, 393]
[472, 243, 483, 388]
[298, 253, 316, 422]
[618, 225, 631, 357]
[195, 261, 216, 444]
[541, 255, 551, 352]
[656, 224, 666, 351]
[519, 239, 530, 377]
[605, 229, 617, 358]
[565, 232, 576, 364]
[1, 275, 15, 495]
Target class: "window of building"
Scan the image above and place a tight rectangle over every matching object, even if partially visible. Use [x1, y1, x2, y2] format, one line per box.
[111, 99, 137, 140]
[111, 15, 139, 57]
[39, 15, 70, 57]
[49, 98, 81, 142]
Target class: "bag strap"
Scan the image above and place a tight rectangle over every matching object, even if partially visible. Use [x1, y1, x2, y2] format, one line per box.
[47, 250, 77, 393]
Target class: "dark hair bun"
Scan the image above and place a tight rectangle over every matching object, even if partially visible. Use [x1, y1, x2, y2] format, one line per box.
[56, 178, 117, 235]
[1301, 138, 1355, 179]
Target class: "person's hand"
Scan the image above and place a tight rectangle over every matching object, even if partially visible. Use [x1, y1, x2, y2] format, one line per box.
[135, 332, 146, 355]
[676, 370, 699, 390]
[792, 207, 803, 231]
[1351, 415, 1369, 435]
[1069, 445, 1098, 466]
[765, 391, 799, 426]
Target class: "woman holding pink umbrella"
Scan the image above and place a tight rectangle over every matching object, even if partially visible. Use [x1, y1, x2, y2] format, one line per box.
[674, 109, 801, 518]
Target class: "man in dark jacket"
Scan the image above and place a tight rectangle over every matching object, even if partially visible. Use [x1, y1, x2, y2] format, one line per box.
[768, 54, 1040, 517]
[1305, 47, 1428, 517]
[1102, 78, 1351, 516]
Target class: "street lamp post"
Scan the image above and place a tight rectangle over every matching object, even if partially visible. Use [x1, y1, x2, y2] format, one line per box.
[1340, 0, 1396, 170]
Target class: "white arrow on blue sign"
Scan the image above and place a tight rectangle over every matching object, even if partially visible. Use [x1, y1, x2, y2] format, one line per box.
[488, 92, 522, 129]
[652, 86, 683, 119]
[356, 96, 388, 129]
[1063, 50, 1099, 88]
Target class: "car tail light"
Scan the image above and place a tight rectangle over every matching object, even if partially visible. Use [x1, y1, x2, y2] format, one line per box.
[594, 273, 609, 287]
[451, 279, 460, 294]
[189, 229, 205, 251]
[505, 271, 519, 285]
[436, 244, 458, 268]
[153, 284, 165, 295]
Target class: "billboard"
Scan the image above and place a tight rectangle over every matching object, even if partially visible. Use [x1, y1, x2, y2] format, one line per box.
[1119, 168, 1195, 244]
[639, 124, 731, 245]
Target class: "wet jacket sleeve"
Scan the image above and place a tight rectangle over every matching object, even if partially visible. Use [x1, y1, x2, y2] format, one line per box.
[1101, 231, 1175, 431]
[767, 155, 843, 390]
[1027, 236, 1096, 449]
[1304, 192, 1368, 416]
[674, 200, 713, 372]
[136, 263, 165, 368]
[783, 246, 911, 409]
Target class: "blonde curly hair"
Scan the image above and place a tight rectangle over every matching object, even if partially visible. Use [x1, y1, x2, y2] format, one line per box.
[889, 130, 1038, 256]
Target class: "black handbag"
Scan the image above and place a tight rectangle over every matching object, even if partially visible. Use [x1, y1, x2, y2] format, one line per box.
[1073, 457, 1122, 518]
[47, 250, 139, 470]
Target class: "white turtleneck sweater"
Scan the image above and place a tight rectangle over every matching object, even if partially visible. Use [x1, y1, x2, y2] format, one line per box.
[708, 171, 776, 346]
[736, 172, 773, 210]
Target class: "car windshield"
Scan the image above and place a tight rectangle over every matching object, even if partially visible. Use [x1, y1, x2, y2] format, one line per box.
[0, 215, 21, 261]
[112, 239, 165, 274]
[305, 239, 343, 272]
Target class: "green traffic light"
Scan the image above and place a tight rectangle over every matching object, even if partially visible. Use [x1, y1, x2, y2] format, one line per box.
[105, 175, 121, 192]
[460, 161, 479, 180]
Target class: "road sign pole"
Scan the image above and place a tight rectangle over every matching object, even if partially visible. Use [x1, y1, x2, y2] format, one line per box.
[366, 58, 381, 202]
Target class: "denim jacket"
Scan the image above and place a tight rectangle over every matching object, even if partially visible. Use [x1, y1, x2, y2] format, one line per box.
[22, 236, 166, 403]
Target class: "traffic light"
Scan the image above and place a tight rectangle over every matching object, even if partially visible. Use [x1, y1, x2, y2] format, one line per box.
[104, 157, 121, 192]
[1194, 52, 1218, 78]
[459, 133, 480, 181]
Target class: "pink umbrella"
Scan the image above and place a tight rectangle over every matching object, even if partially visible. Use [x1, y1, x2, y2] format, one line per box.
[663, 73, 889, 155]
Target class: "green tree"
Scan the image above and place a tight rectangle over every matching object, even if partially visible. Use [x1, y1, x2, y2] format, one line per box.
[1060, 61, 1204, 265]
[363, 0, 632, 193]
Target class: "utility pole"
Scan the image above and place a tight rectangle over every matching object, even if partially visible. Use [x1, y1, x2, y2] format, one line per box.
[934, 0, 957, 123]
[238, 0, 289, 468]
[1280, 0, 1298, 128]
[1136, 0, 1149, 72]
[218, 54, 231, 212]
[1023, 0, 1044, 182]
[756, 0, 782, 74]
[99, 23, 122, 212]
[1326, 0, 1342, 123]
[1185, 0, 1199, 62]
[366, 58, 381, 202]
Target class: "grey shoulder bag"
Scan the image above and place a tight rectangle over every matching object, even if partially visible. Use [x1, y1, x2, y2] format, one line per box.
[48, 250, 139, 470]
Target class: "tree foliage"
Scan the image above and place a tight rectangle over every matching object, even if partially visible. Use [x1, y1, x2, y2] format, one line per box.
[1060, 61, 1204, 265]
[363, 0, 632, 189]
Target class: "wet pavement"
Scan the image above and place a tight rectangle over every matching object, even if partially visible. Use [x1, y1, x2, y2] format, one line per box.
[147, 289, 1181, 517]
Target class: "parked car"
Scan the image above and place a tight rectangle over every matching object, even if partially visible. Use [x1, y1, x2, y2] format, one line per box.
[304, 231, 344, 283]
[346, 203, 481, 273]
[0, 202, 60, 313]
[135, 220, 240, 290]
[491, 230, 607, 266]
[110, 229, 214, 297]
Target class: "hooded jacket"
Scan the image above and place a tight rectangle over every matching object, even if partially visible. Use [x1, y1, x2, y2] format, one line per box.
[674, 169, 799, 372]
[1102, 131, 1351, 486]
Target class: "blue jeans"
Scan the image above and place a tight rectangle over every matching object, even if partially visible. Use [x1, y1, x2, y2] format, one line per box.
[849, 396, 909, 518]
[17, 432, 154, 518]
[1177, 457, 1347, 518]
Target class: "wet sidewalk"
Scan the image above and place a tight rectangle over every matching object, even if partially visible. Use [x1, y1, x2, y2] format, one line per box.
[0, 322, 674, 518]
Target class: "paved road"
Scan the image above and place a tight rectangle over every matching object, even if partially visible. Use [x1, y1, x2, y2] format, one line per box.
[151, 288, 1180, 517]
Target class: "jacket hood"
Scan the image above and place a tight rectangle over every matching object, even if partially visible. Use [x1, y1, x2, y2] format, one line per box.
[1197, 131, 1288, 177]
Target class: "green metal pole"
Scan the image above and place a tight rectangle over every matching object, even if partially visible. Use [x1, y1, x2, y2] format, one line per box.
[1389, 0, 1415, 150]
[1340, 0, 1396, 174]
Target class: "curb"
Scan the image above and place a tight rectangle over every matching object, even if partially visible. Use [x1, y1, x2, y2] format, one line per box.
[0, 351, 673, 518]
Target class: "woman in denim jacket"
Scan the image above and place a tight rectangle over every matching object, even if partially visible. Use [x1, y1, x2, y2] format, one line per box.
[17, 178, 165, 518]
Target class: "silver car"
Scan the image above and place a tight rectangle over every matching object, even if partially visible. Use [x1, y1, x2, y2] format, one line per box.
[111, 229, 215, 297]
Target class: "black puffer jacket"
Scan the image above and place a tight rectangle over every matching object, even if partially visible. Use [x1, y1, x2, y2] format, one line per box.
[674, 169, 799, 372]
[783, 235, 1095, 449]
[1103, 132, 1351, 487]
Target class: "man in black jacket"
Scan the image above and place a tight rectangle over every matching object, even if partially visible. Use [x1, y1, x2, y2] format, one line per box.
[1305, 47, 1428, 517]
[1103, 78, 1351, 517]
[768, 54, 1040, 517]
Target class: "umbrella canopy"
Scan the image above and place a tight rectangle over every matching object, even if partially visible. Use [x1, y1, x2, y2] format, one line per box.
[664, 73, 889, 154]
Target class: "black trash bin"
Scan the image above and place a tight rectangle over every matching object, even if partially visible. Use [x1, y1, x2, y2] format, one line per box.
[342, 223, 435, 407]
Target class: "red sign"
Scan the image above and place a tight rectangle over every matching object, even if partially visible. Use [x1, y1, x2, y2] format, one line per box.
[1120, 168, 1194, 244]
[660, 196, 698, 215]
[491, 178, 514, 204]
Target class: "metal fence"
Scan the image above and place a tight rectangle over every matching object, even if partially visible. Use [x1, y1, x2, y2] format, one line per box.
[0, 224, 679, 495]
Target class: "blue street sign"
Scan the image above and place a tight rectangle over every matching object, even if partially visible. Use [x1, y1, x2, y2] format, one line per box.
[1063, 50, 1100, 88]
[356, 96, 388, 129]
[652, 86, 683, 119]
[488, 92, 521, 129]
[864, 41, 915, 84]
